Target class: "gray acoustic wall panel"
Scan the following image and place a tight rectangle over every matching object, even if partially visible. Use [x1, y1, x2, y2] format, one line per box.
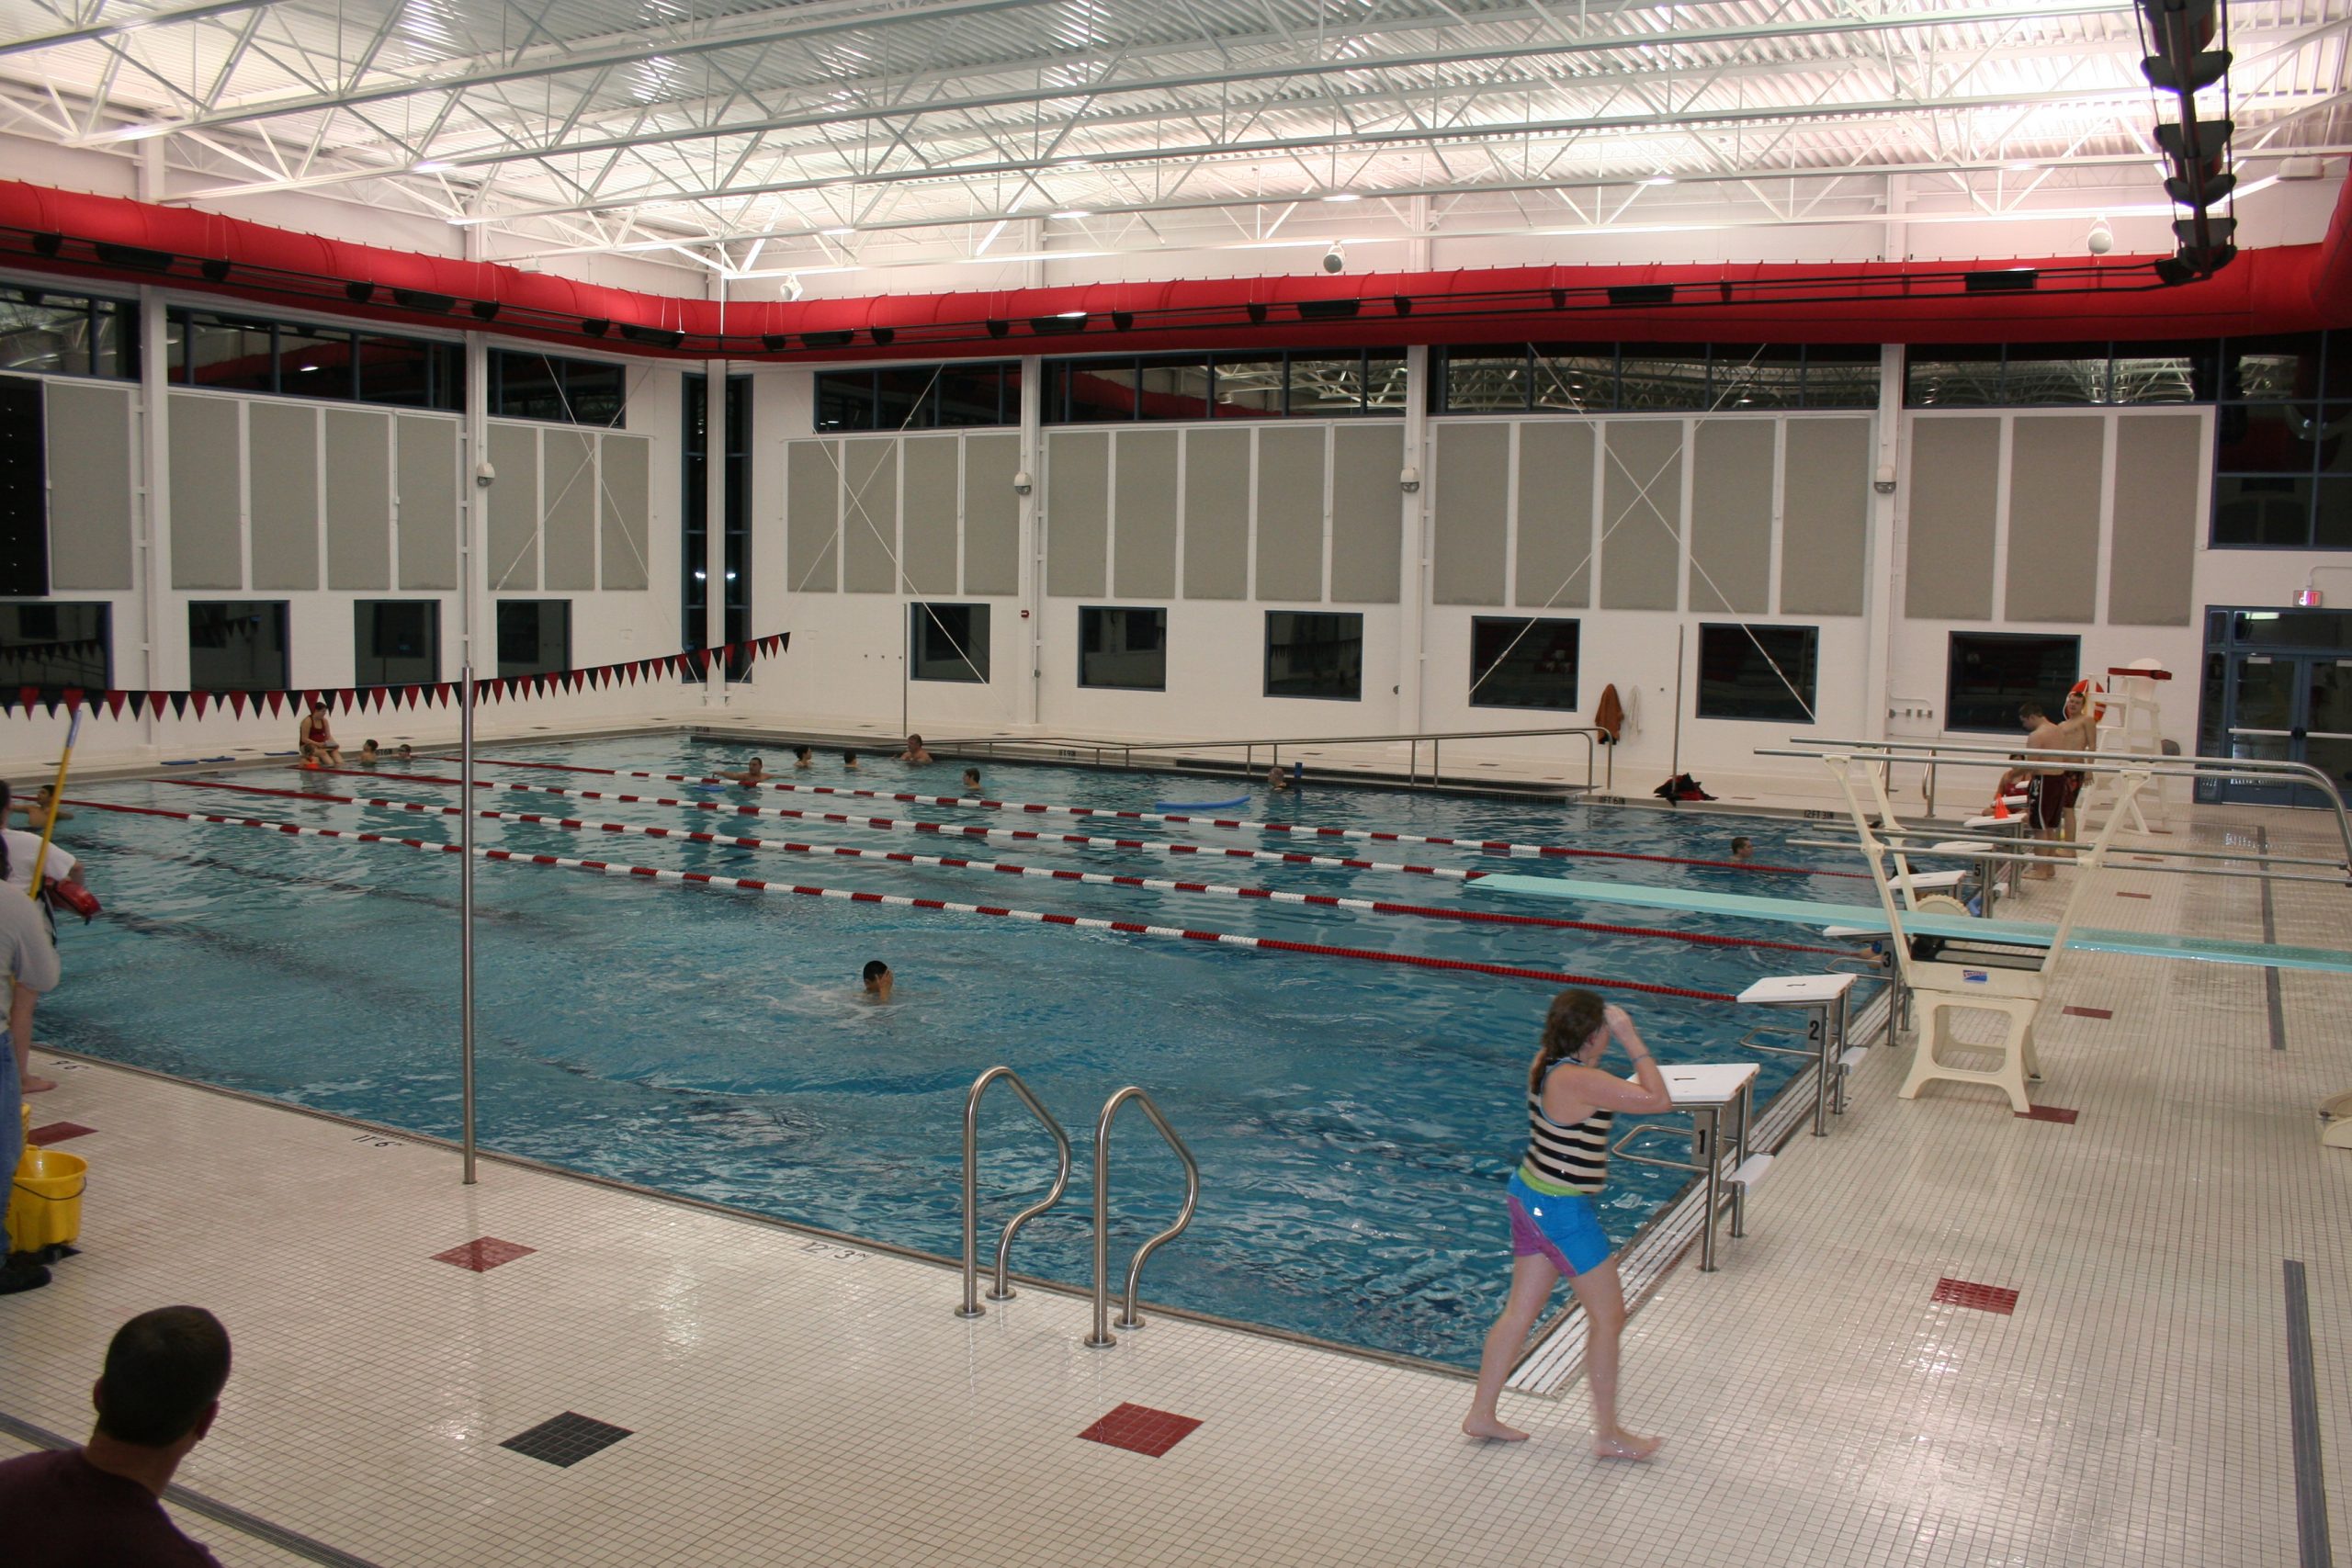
[842, 441, 899, 593]
[395, 416, 459, 591]
[599, 433, 650, 591]
[1254, 425, 1327, 603]
[168, 396, 244, 590]
[1513, 422, 1593, 610]
[323, 408, 391, 591]
[1779, 418, 1871, 615]
[2004, 415, 2103, 624]
[1114, 429, 1180, 600]
[786, 440, 839, 592]
[1688, 419, 1775, 614]
[1046, 431, 1108, 598]
[248, 401, 319, 592]
[1903, 417, 1999, 620]
[962, 434, 1020, 595]
[2108, 413, 2203, 626]
[542, 429, 598, 591]
[1599, 420, 1684, 611]
[44, 381, 134, 591]
[1182, 428, 1250, 600]
[1432, 423, 1509, 605]
[899, 435, 961, 596]
[486, 422, 540, 591]
[1330, 423, 1403, 604]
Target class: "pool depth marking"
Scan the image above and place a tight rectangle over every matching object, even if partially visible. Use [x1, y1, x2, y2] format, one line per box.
[304, 768, 1487, 881]
[64, 798, 1739, 1002]
[464, 755, 1862, 879]
[164, 781, 1856, 957]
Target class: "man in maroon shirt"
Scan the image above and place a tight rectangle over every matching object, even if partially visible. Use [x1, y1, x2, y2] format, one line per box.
[0, 1305, 232, 1566]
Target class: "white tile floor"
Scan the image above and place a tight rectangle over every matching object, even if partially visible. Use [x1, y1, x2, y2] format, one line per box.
[3, 804, 2346, 1568]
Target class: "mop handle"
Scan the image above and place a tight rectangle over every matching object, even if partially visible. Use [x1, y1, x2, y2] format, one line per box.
[28, 709, 81, 898]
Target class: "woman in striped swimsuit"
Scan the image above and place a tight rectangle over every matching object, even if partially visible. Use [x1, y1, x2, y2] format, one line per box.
[1463, 987, 1673, 1457]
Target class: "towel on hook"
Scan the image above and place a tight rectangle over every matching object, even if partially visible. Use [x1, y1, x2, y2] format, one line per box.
[1593, 683, 1625, 745]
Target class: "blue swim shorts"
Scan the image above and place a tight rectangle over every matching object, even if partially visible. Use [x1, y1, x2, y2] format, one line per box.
[1505, 1170, 1612, 1277]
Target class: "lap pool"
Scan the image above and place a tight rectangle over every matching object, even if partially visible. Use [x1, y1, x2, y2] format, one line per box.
[40, 737, 1871, 1368]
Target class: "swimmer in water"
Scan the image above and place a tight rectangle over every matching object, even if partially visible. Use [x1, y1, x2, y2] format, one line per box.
[861, 960, 893, 1004]
[1728, 837, 1753, 863]
[842, 750, 859, 771]
[1268, 764, 1293, 794]
[395, 743, 413, 763]
[357, 739, 381, 767]
[899, 734, 933, 764]
[9, 785, 72, 832]
[296, 702, 342, 768]
[725, 757, 767, 786]
[962, 767, 982, 794]
[795, 746, 815, 770]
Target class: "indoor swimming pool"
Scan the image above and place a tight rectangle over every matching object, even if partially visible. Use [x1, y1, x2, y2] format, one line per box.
[39, 738, 1873, 1368]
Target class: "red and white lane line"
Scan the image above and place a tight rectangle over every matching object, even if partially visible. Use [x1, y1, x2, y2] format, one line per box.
[304, 769, 1486, 880]
[460, 754, 1860, 879]
[171, 778, 1853, 958]
[67, 796, 1738, 1002]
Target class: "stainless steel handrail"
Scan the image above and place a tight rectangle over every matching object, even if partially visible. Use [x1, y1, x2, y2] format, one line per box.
[1761, 738, 2352, 869]
[1084, 1086, 1202, 1348]
[953, 725, 1613, 793]
[956, 1066, 1073, 1319]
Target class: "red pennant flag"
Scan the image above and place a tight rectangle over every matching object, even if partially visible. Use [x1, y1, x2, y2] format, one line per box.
[189, 692, 210, 718]
[227, 692, 248, 718]
[404, 685, 422, 709]
[435, 683, 452, 708]
[691, 648, 711, 674]
[104, 691, 126, 719]
[265, 691, 283, 718]
[626, 662, 639, 685]
[62, 687, 85, 714]
[16, 686, 35, 712]
[334, 689, 354, 714]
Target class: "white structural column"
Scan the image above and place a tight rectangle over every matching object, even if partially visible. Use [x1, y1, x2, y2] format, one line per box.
[1016, 354, 1043, 728]
[706, 358, 729, 701]
[134, 284, 172, 755]
[1861, 343, 1904, 744]
[462, 333, 489, 674]
[1396, 345, 1431, 734]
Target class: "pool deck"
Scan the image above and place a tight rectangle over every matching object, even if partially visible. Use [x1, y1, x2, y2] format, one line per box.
[4, 807, 2348, 1567]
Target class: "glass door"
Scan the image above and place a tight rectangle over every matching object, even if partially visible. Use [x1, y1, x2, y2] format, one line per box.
[2200, 608, 2352, 807]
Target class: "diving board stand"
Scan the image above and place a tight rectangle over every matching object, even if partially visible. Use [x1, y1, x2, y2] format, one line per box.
[1611, 1063, 1761, 1273]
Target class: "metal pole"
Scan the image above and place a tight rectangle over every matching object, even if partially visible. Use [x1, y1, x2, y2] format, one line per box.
[1670, 626, 1686, 784]
[460, 661, 476, 1184]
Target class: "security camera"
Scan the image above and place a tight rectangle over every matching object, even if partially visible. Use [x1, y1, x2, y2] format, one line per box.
[2086, 220, 2115, 255]
[783, 274, 806, 302]
[1321, 244, 1345, 275]
[1012, 470, 1034, 495]
[474, 460, 496, 489]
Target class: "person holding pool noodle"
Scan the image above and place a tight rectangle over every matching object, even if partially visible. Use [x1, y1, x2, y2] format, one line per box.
[1463, 988, 1673, 1457]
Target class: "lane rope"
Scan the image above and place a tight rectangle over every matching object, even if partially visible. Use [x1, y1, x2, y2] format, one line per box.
[64, 796, 1738, 1002]
[302, 769, 1488, 880]
[459, 754, 1864, 879]
[169, 779, 1852, 957]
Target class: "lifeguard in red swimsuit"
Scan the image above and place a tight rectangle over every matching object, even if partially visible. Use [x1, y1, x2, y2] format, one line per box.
[297, 702, 342, 768]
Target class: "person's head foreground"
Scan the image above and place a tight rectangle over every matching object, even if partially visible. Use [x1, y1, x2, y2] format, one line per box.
[861, 959, 892, 1001]
[796, 746, 814, 766]
[96, 1306, 232, 1457]
[1529, 987, 1611, 1089]
[2018, 701, 2046, 728]
[963, 768, 981, 791]
[843, 750, 859, 767]
[1729, 836, 1753, 862]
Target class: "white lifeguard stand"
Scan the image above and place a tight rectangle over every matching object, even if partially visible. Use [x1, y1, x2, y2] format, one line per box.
[2083, 659, 2173, 829]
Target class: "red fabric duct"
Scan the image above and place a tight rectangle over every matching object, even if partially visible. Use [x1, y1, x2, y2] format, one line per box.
[6, 177, 2350, 360]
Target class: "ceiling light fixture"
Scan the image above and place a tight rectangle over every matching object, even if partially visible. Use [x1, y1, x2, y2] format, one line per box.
[1052, 209, 1091, 220]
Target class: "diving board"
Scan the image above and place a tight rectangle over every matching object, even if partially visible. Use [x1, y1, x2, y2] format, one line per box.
[1469, 874, 2352, 976]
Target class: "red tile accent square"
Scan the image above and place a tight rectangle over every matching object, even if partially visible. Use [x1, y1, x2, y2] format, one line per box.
[1079, 1403, 1204, 1458]
[432, 1237, 536, 1272]
[2062, 1006, 2113, 1020]
[28, 1122, 95, 1145]
[2015, 1105, 2080, 1124]
[2115, 891, 2153, 899]
[1932, 1277, 2019, 1314]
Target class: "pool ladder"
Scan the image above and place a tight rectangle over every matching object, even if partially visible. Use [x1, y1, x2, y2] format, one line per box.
[956, 1066, 1201, 1349]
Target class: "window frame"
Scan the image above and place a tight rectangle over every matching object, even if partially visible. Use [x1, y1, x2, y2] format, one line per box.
[353, 599, 442, 688]
[909, 602, 991, 683]
[487, 349, 626, 427]
[1943, 631, 2083, 735]
[1693, 621, 1819, 725]
[1263, 610, 1364, 702]
[494, 599, 572, 678]
[187, 600, 291, 692]
[1077, 605, 1168, 692]
[0, 284, 141, 381]
[169, 306, 459, 410]
[1467, 615, 1580, 712]
[0, 600, 112, 691]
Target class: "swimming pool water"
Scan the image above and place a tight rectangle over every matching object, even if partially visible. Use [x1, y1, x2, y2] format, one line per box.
[41, 739, 1872, 1368]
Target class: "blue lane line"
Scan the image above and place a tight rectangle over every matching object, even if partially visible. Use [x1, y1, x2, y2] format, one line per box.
[1469, 873, 2352, 976]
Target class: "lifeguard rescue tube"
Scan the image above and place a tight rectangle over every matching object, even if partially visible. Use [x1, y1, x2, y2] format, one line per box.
[2067, 678, 2108, 723]
[1155, 795, 1251, 812]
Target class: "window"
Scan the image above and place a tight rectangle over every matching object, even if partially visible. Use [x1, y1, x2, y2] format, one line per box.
[496, 600, 571, 678]
[2210, 331, 2352, 547]
[0, 602, 110, 690]
[1945, 633, 2080, 733]
[910, 603, 989, 682]
[1265, 612, 1363, 701]
[0, 285, 138, 380]
[1695, 623, 1818, 724]
[1440, 344, 1874, 414]
[354, 601, 440, 687]
[814, 363, 1019, 430]
[1469, 617, 1578, 710]
[1905, 341, 2212, 408]
[0, 378, 42, 597]
[1045, 352, 1408, 422]
[188, 601, 289, 691]
[488, 351, 624, 426]
[168, 308, 459, 409]
[684, 373, 753, 680]
[1078, 606, 1167, 691]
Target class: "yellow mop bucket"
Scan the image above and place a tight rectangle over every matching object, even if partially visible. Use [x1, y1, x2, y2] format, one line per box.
[9, 1130, 87, 1255]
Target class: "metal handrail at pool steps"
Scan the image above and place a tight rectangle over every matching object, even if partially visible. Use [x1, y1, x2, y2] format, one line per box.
[1467, 874, 2352, 975]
